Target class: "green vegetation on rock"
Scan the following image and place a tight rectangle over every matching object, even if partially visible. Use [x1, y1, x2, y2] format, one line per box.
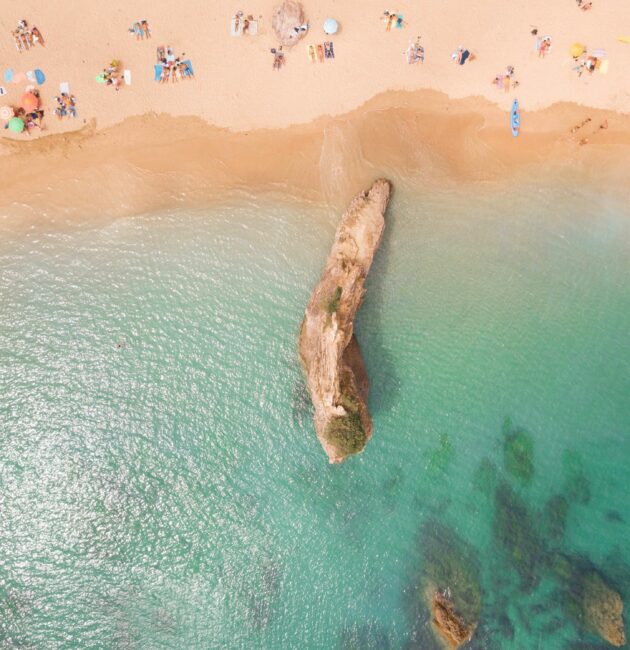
[323, 412, 368, 457]
[324, 286, 343, 315]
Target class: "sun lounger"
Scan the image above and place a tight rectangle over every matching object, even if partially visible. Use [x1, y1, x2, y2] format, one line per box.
[154, 64, 163, 82]
[230, 17, 243, 36]
[124, 70, 132, 85]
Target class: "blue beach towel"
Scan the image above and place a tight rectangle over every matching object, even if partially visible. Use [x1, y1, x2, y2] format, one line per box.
[154, 64, 163, 81]
[34, 69, 45, 85]
[395, 15, 404, 28]
[460, 50, 470, 65]
[4, 68, 14, 83]
[182, 60, 194, 77]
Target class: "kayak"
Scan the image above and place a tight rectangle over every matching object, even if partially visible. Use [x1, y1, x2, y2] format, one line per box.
[511, 99, 520, 137]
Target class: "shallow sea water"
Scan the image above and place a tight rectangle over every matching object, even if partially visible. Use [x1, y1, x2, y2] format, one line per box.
[0, 181, 629, 649]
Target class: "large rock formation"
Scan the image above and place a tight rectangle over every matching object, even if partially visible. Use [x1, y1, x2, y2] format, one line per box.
[272, 1, 307, 47]
[299, 179, 391, 463]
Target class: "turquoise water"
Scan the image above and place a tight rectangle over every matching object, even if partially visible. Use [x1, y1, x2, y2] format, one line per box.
[1, 182, 629, 649]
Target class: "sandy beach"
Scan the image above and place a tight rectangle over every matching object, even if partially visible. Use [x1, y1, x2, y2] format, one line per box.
[1, 0, 629, 227]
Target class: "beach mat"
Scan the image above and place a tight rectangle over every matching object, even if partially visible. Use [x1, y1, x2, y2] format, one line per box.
[247, 20, 258, 36]
[182, 60, 194, 76]
[230, 17, 243, 36]
[3, 69, 13, 84]
[59, 82, 70, 94]
[35, 69, 45, 85]
[154, 64, 163, 81]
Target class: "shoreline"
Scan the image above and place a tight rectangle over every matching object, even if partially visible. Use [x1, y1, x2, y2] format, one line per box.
[1, 88, 630, 234]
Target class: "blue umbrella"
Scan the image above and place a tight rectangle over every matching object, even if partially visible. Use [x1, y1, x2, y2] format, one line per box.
[323, 18, 338, 35]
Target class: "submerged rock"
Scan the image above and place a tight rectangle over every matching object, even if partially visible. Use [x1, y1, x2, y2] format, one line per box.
[493, 482, 544, 591]
[552, 554, 626, 647]
[430, 590, 477, 649]
[420, 521, 482, 648]
[543, 494, 570, 543]
[299, 180, 391, 463]
[562, 450, 592, 505]
[502, 417, 535, 486]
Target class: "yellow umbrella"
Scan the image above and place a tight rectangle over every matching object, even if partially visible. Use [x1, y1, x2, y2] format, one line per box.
[570, 42, 586, 57]
[617, 36, 630, 44]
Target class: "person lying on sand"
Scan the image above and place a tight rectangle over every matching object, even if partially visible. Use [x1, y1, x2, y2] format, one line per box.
[576, 0, 593, 10]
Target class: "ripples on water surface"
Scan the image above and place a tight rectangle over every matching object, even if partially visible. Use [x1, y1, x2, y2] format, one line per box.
[0, 183, 629, 649]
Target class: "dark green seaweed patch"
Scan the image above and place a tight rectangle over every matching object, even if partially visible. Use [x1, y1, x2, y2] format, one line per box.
[562, 450, 591, 505]
[426, 432, 455, 477]
[502, 417, 535, 486]
[420, 520, 482, 626]
[493, 482, 544, 592]
[543, 495, 570, 544]
[472, 458, 498, 497]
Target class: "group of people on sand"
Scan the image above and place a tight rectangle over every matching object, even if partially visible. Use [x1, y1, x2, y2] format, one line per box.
[156, 47, 194, 82]
[576, 0, 593, 11]
[492, 66, 519, 92]
[233, 11, 257, 35]
[12, 19, 44, 52]
[53, 93, 77, 119]
[102, 61, 123, 90]
[570, 116, 608, 145]
[4, 90, 45, 134]
[270, 47, 286, 70]
[451, 46, 475, 65]
[572, 47, 607, 77]
[406, 37, 424, 64]
[129, 20, 151, 40]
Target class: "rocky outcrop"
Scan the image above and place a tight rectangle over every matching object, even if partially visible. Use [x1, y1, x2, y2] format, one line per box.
[581, 572, 626, 647]
[430, 589, 478, 649]
[272, 1, 307, 47]
[299, 179, 391, 463]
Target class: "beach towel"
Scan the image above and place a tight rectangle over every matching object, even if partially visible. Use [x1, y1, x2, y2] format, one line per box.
[395, 15, 404, 28]
[230, 17, 243, 36]
[154, 64, 163, 81]
[26, 70, 35, 82]
[59, 81, 70, 94]
[3, 69, 13, 84]
[124, 70, 132, 85]
[460, 50, 470, 65]
[182, 60, 194, 77]
[0, 87, 6, 96]
[247, 20, 258, 36]
[13, 72, 26, 84]
[599, 59, 609, 74]
[35, 69, 45, 85]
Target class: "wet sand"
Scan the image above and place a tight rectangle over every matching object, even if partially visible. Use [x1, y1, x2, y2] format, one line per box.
[1, 89, 629, 236]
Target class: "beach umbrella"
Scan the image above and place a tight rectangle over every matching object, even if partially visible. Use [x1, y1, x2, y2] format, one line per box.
[21, 92, 39, 111]
[570, 42, 586, 57]
[323, 18, 338, 35]
[7, 116, 24, 133]
[0, 105, 13, 121]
